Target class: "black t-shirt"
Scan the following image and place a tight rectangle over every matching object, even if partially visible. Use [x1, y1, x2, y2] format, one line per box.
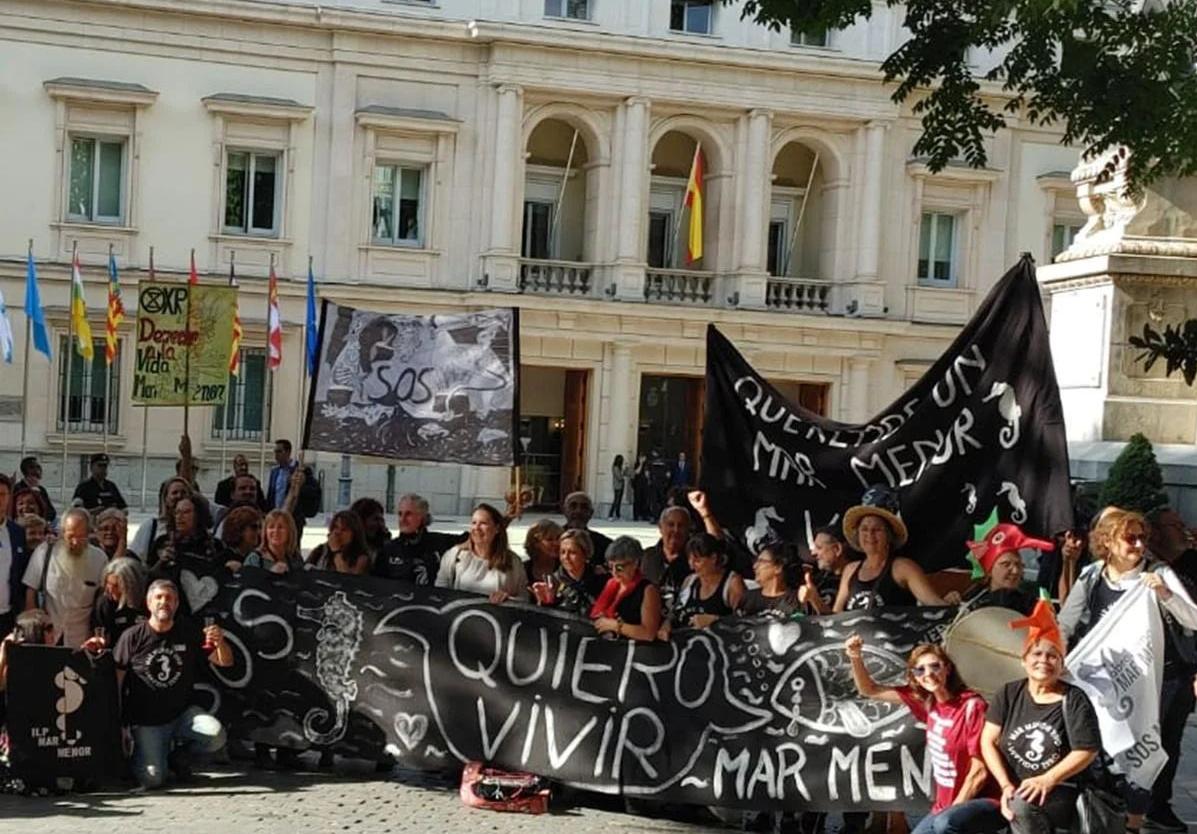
[374, 530, 464, 585]
[738, 588, 802, 621]
[1089, 576, 1126, 629]
[72, 477, 127, 511]
[986, 679, 1101, 782]
[93, 596, 146, 644]
[966, 586, 1038, 616]
[114, 620, 206, 726]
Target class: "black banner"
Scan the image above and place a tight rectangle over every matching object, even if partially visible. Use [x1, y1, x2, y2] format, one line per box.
[702, 258, 1072, 570]
[6, 646, 120, 785]
[180, 558, 953, 811]
[302, 302, 519, 466]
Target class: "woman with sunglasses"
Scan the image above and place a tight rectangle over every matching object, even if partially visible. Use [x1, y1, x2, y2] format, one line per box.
[591, 535, 662, 641]
[845, 634, 1004, 834]
[1058, 507, 1197, 832]
[738, 540, 803, 620]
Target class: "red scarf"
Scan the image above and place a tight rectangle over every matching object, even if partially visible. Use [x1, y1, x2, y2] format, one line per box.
[589, 572, 643, 620]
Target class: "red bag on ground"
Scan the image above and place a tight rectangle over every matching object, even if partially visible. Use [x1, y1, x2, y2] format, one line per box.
[459, 761, 551, 814]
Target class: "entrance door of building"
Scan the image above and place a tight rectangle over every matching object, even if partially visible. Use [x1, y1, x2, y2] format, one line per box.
[518, 366, 589, 509]
[637, 374, 705, 479]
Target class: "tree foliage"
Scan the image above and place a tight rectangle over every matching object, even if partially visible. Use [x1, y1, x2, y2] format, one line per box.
[734, 0, 1197, 189]
[1129, 319, 1197, 386]
[1098, 432, 1169, 514]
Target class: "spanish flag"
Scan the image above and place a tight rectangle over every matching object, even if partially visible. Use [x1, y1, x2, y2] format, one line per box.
[70, 253, 94, 360]
[683, 144, 704, 264]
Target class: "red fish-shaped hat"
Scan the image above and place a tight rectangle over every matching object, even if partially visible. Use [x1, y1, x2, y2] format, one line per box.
[967, 523, 1055, 576]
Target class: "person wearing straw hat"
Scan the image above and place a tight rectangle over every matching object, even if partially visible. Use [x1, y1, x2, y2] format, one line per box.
[833, 485, 951, 612]
[963, 523, 1055, 616]
[980, 599, 1101, 834]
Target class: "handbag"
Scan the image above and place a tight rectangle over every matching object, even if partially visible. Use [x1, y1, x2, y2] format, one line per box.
[1073, 785, 1126, 834]
[459, 761, 551, 814]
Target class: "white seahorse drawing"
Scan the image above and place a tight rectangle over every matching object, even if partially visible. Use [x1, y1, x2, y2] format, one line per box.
[746, 505, 785, 554]
[961, 483, 978, 515]
[296, 591, 364, 745]
[982, 381, 1022, 449]
[999, 481, 1028, 523]
[328, 316, 368, 402]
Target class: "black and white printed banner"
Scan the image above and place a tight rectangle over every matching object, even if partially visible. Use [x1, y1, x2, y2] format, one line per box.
[5, 646, 121, 785]
[181, 558, 953, 811]
[702, 258, 1073, 570]
[303, 302, 519, 466]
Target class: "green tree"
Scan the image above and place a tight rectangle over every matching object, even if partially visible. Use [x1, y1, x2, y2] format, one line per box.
[734, 0, 1197, 189]
[1098, 432, 1169, 514]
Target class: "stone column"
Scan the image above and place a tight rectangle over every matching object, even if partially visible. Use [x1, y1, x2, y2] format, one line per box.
[735, 108, 773, 309]
[847, 357, 873, 422]
[481, 84, 523, 292]
[856, 121, 885, 281]
[610, 96, 650, 301]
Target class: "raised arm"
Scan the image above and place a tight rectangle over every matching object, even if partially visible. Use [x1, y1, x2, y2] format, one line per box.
[844, 635, 902, 703]
[687, 490, 723, 538]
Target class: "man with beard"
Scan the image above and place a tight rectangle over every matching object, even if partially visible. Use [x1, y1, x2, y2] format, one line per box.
[562, 492, 612, 566]
[214, 474, 268, 531]
[214, 454, 265, 510]
[640, 506, 693, 617]
[373, 494, 465, 585]
[114, 579, 231, 788]
[22, 508, 106, 647]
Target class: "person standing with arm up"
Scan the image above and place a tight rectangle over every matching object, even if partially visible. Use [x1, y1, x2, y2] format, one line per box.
[845, 634, 1003, 834]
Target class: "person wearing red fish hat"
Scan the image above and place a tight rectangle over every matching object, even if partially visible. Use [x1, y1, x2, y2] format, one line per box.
[980, 599, 1101, 834]
[963, 524, 1056, 616]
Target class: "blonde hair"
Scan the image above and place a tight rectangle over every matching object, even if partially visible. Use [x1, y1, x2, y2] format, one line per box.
[262, 509, 299, 558]
[1092, 506, 1148, 562]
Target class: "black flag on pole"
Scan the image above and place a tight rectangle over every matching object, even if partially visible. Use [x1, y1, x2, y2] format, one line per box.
[701, 257, 1072, 570]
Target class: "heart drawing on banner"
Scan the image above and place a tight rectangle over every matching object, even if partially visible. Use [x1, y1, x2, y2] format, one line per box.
[180, 570, 220, 613]
[394, 712, 428, 751]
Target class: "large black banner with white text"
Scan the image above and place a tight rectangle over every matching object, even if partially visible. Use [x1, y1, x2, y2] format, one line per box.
[303, 302, 519, 466]
[179, 558, 949, 811]
[702, 258, 1072, 569]
[6, 646, 120, 785]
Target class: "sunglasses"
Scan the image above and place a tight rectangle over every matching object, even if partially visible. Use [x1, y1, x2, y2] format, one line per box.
[607, 561, 634, 574]
[912, 662, 944, 677]
[1121, 532, 1146, 545]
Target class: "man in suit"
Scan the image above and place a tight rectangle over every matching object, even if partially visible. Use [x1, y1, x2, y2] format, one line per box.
[0, 474, 31, 638]
[671, 451, 693, 487]
[266, 439, 321, 538]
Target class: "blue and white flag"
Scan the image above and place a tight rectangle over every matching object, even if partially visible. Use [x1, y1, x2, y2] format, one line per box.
[24, 250, 51, 359]
[0, 288, 14, 364]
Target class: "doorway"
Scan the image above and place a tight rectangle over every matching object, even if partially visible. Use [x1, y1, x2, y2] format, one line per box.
[518, 366, 590, 509]
[637, 374, 705, 476]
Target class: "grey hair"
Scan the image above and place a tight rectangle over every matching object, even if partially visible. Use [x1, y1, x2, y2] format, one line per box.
[61, 507, 91, 531]
[658, 505, 691, 527]
[100, 557, 146, 609]
[564, 491, 593, 507]
[146, 578, 179, 599]
[396, 493, 431, 523]
[604, 535, 644, 564]
[95, 507, 127, 527]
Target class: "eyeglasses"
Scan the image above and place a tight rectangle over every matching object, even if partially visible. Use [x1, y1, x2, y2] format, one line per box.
[754, 557, 778, 566]
[607, 561, 633, 574]
[912, 662, 943, 677]
[1121, 532, 1146, 544]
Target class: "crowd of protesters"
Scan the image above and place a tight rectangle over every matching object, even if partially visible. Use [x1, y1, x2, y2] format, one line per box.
[0, 442, 1195, 834]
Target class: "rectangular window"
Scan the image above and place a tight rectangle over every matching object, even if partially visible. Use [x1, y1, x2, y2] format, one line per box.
[670, 0, 713, 34]
[224, 151, 280, 236]
[1051, 222, 1083, 258]
[791, 27, 829, 47]
[57, 337, 118, 434]
[767, 220, 786, 276]
[212, 348, 272, 442]
[544, 0, 588, 19]
[67, 137, 125, 223]
[522, 201, 554, 259]
[917, 212, 957, 287]
[647, 210, 674, 269]
[372, 164, 425, 246]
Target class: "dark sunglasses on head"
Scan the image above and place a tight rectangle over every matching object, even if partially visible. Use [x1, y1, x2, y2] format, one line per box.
[912, 662, 943, 677]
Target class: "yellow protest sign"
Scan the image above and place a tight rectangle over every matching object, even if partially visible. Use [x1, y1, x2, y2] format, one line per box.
[132, 283, 237, 405]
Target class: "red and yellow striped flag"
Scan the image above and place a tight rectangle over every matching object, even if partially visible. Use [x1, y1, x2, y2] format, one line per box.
[104, 252, 124, 365]
[683, 144, 705, 264]
[227, 257, 242, 376]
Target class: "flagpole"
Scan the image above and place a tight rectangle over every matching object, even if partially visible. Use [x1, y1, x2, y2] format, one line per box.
[258, 253, 274, 485]
[62, 240, 77, 504]
[139, 246, 154, 512]
[784, 151, 820, 277]
[183, 248, 194, 443]
[549, 129, 578, 258]
[102, 244, 113, 455]
[220, 250, 235, 480]
[298, 255, 313, 449]
[19, 239, 33, 461]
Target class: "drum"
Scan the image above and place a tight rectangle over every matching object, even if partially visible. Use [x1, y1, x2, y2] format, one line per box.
[942, 605, 1026, 699]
